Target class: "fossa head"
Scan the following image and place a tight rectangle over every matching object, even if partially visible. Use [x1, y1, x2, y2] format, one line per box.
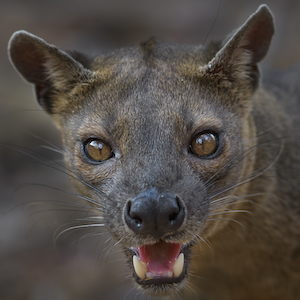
[8, 5, 274, 295]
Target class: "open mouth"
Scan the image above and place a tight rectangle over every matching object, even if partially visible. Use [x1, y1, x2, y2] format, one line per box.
[130, 240, 190, 285]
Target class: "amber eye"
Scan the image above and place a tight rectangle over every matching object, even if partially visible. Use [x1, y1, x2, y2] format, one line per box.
[190, 132, 218, 157]
[84, 139, 113, 162]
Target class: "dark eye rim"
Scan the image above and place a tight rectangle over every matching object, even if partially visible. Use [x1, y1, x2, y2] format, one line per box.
[83, 138, 115, 163]
[189, 130, 220, 159]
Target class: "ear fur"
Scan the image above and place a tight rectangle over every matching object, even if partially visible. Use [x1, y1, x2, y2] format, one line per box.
[8, 30, 93, 113]
[204, 5, 274, 90]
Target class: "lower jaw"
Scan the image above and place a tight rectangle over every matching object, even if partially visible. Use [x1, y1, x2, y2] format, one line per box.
[135, 277, 188, 298]
[135, 265, 186, 286]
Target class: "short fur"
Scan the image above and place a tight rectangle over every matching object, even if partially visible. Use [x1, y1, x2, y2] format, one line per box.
[8, 5, 300, 300]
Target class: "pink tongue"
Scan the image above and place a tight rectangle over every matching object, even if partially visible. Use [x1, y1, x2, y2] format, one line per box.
[138, 241, 181, 273]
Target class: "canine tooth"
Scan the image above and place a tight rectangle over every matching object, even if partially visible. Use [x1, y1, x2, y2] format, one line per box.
[173, 253, 184, 278]
[133, 256, 148, 280]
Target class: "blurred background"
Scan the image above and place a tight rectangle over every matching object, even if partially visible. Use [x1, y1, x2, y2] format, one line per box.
[1, 0, 300, 299]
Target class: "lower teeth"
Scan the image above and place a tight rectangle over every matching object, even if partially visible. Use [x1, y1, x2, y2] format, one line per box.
[132, 253, 184, 280]
[145, 270, 174, 278]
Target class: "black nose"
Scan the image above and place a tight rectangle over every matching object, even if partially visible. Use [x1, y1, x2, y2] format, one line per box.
[124, 188, 185, 238]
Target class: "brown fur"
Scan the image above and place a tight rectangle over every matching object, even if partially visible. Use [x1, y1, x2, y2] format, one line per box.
[8, 5, 300, 300]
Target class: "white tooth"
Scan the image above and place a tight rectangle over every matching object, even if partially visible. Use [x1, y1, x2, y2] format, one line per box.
[167, 271, 174, 277]
[173, 253, 184, 278]
[146, 272, 152, 278]
[133, 256, 148, 280]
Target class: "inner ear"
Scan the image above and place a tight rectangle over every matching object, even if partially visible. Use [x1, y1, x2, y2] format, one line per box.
[204, 5, 274, 88]
[9, 33, 49, 85]
[8, 30, 92, 113]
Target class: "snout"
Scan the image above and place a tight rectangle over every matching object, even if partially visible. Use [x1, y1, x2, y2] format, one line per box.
[123, 188, 192, 288]
[124, 188, 185, 239]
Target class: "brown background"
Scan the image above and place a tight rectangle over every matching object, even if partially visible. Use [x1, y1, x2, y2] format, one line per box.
[1, 0, 300, 299]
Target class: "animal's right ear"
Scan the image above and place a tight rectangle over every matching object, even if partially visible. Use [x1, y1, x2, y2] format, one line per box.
[8, 30, 93, 114]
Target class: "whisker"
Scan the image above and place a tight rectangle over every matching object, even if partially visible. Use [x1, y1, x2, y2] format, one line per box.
[105, 258, 127, 266]
[206, 217, 246, 229]
[205, 144, 262, 189]
[55, 223, 105, 241]
[196, 233, 214, 259]
[211, 193, 262, 204]
[39, 145, 64, 155]
[208, 209, 251, 217]
[10, 125, 63, 152]
[208, 138, 285, 199]
[1, 143, 113, 204]
[184, 280, 203, 296]
[105, 238, 123, 262]
[187, 272, 207, 280]
[98, 236, 114, 265]
[210, 172, 274, 200]
[123, 286, 137, 300]
[13, 183, 105, 209]
[24, 210, 55, 241]
[210, 193, 263, 210]
[67, 230, 108, 250]
[205, 137, 285, 192]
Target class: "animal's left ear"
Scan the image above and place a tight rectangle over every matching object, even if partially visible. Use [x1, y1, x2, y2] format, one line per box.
[204, 5, 274, 90]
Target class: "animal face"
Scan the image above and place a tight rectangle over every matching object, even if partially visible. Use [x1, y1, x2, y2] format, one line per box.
[8, 5, 274, 296]
[59, 65, 245, 292]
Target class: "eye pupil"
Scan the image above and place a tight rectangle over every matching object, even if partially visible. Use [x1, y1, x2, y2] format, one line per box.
[85, 139, 113, 162]
[191, 132, 218, 157]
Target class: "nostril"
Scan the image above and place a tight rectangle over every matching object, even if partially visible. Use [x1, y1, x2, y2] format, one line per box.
[134, 216, 143, 227]
[126, 200, 132, 217]
[167, 196, 185, 228]
[169, 212, 178, 224]
[125, 199, 148, 233]
[124, 189, 185, 237]
[168, 196, 182, 223]
[127, 201, 143, 226]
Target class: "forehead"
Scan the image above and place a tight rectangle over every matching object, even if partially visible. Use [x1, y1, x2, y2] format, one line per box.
[76, 77, 224, 153]
[72, 40, 229, 140]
